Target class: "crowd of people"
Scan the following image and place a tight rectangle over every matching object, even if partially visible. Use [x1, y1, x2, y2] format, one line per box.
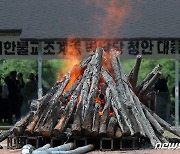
[0, 71, 39, 124]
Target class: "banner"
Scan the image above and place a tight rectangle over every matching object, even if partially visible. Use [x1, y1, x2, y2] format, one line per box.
[0, 36, 180, 59]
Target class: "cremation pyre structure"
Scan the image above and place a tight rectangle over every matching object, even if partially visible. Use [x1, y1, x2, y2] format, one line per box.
[11, 48, 180, 148]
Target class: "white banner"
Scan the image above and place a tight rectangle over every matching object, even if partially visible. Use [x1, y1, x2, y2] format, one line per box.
[0, 36, 180, 59]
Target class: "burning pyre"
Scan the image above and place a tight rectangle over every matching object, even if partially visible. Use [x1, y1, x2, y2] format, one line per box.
[9, 48, 180, 147]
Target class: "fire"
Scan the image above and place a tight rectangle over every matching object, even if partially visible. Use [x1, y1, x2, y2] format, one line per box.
[102, 51, 112, 71]
[63, 64, 83, 93]
[58, 38, 83, 92]
[85, 0, 131, 38]
[95, 97, 101, 104]
[109, 112, 113, 117]
[98, 111, 103, 116]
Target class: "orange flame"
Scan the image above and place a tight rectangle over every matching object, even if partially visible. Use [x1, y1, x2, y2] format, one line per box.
[85, 0, 131, 38]
[63, 64, 83, 93]
[58, 38, 83, 92]
[98, 111, 103, 116]
[95, 97, 102, 104]
[109, 112, 113, 117]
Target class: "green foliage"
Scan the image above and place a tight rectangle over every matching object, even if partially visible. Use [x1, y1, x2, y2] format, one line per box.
[0, 59, 63, 88]
[122, 58, 180, 117]
[121, 58, 178, 92]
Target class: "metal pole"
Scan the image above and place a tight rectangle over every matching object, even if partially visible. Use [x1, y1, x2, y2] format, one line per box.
[175, 48, 179, 127]
[38, 42, 43, 98]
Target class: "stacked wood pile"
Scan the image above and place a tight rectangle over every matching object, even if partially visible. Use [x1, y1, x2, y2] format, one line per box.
[11, 47, 180, 147]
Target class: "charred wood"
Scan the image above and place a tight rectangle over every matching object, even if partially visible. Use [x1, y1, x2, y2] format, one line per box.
[128, 55, 142, 90]
[13, 112, 34, 136]
[129, 89, 161, 147]
[99, 87, 111, 135]
[115, 127, 122, 138]
[101, 67, 134, 135]
[135, 64, 162, 94]
[92, 103, 100, 136]
[53, 77, 85, 136]
[82, 48, 103, 135]
[107, 116, 117, 138]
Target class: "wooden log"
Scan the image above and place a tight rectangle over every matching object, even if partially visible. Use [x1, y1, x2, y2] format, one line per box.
[63, 75, 82, 98]
[25, 72, 70, 135]
[129, 88, 161, 147]
[81, 54, 96, 120]
[115, 127, 122, 138]
[80, 51, 95, 68]
[101, 67, 134, 135]
[99, 87, 111, 135]
[125, 108, 140, 135]
[82, 48, 103, 134]
[138, 71, 161, 101]
[82, 93, 97, 136]
[24, 84, 60, 135]
[24, 84, 59, 135]
[135, 64, 162, 94]
[111, 97, 130, 136]
[84, 47, 103, 111]
[156, 132, 169, 143]
[143, 107, 164, 134]
[107, 116, 117, 138]
[114, 55, 146, 136]
[92, 103, 100, 136]
[0, 129, 13, 142]
[33, 72, 70, 135]
[13, 112, 34, 136]
[142, 104, 180, 137]
[128, 55, 142, 89]
[71, 59, 96, 135]
[40, 106, 59, 137]
[53, 76, 85, 136]
[71, 99, 83, 136]
[118, 53, 159, 141]
[111, 51, 145, 136]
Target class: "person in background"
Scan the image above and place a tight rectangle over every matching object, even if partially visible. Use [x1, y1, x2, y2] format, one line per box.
[17, 72, 25, 91]
[17, 72, 25, 117]
[8, 71, 21, 123]
[3, 76, 10, 122]
[1, 76, 10, 123]
[154, 75, 170, 93]
[22, 73, 38, 116]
